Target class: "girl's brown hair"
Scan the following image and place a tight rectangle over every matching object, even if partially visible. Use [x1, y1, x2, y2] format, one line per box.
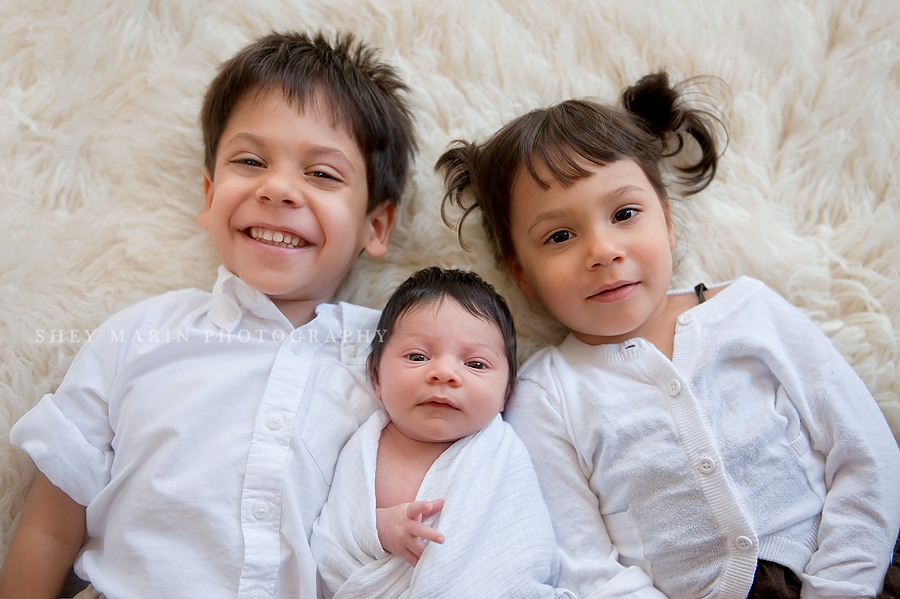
[436, 72, 724, 269]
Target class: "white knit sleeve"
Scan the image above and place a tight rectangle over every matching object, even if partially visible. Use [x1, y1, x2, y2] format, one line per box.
[760, 289, 900, 597]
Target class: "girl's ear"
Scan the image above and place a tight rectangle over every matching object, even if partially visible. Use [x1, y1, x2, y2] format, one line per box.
[510, 261, 536, 300]
[662, 196, 676, 250]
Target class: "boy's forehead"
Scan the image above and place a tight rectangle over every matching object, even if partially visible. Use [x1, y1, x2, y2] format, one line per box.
[233, 85, 358, 142]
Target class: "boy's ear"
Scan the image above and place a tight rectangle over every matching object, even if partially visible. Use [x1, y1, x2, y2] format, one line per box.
[510, 261, 536, 300]
[198, 170, 214, 230]
[361, 201, 397, 258]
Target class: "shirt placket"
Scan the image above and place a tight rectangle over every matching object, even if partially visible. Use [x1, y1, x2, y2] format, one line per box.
[237, 329, 318, 599]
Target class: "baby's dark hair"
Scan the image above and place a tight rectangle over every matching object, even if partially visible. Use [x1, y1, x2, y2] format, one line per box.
[368, 267, 518, 401]
[437, 72, 723, 268]
[201, 31, 416, 213]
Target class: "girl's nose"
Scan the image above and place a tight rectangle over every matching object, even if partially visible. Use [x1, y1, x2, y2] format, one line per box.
[256, 165, 304, 207]
[586, 231, 624, 268]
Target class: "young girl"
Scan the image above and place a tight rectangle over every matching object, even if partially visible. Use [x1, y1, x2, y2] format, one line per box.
[436, 73, 900, 599]
[310, 267, 572, 598]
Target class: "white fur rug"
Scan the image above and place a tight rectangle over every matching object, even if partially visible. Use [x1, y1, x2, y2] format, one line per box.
[1, 0, 898, 562]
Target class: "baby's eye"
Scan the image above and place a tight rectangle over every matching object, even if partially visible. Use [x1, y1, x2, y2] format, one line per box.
[406, 353, 426, 362]
[546, 230, 572, 245]
[613, 208, 639, 222]
[465, 360, 486, 370]
[308, 170, 338, 181]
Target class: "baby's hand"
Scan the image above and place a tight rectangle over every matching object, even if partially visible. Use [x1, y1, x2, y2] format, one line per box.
[376, 499, 445, 567]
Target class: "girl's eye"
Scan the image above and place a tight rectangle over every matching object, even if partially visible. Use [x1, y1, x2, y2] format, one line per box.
[465, 360, 486, 370]
[406, 353, 426, 362]
[614, 208, 639, 222]
[546, 230, 572, 244]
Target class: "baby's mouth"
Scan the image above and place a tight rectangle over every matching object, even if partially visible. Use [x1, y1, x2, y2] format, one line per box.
[247, 226, 309, 249]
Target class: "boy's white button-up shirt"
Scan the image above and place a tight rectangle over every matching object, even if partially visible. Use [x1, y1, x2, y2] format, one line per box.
[11, 266, 381, 599]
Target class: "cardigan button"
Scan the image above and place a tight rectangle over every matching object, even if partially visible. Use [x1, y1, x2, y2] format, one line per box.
[666, 379, 682, 397]
[698, 457, 716, 474]
[735, 536, 754, 552]
[677, 313, 694, 326]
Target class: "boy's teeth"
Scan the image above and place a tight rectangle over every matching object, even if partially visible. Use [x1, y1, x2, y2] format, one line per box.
[249, 227, 304, 248]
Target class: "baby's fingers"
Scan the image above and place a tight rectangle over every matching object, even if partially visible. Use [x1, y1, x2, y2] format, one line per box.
[408, 519, 445, 546]
[405, 499, 444, 520]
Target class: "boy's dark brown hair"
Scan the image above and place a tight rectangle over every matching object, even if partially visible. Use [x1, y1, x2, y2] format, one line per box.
[201, 31, 416, 213]
[436, 72, 724, 269]
[368, 267, 518, 402]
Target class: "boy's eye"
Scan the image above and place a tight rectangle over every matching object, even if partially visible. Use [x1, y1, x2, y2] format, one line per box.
[231, 158, 263, 168]
[614, 208, 639, 222]
[406, 353, 426, 362]
[465, 360, 486, 370]
[546, 230, 573, 245]
[308, 170, 338, 181]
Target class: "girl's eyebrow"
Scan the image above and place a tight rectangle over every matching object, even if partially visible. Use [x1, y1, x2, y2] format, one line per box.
[526, 184, 645, 233]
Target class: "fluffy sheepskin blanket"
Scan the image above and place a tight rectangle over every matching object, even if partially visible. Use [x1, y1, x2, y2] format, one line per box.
[1, 0, 898, 563]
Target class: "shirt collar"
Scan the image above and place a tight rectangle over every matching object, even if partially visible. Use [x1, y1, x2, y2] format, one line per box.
[208, 266, 290, 332]
[207, 268, 382, 364]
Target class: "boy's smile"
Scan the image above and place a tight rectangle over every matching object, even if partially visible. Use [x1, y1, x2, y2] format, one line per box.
[199, 90, 393, 326]
[509, 158, 677, 348]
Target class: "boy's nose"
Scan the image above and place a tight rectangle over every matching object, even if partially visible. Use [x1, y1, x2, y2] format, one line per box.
[256, 166, 304, 207]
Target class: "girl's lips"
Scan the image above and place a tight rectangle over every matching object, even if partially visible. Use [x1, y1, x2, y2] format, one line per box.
[588, 282, 638, 303]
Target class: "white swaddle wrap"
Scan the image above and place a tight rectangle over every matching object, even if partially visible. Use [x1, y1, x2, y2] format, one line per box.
[311, 409, 570, 598]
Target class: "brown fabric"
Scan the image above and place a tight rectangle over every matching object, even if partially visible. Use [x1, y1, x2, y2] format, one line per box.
[878, 534, 900, 599]
[748, 560, 801, 599]
[71, 584, 104, 599]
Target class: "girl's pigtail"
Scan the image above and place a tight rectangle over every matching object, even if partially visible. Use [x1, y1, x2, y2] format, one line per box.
[623, 72, 723, 195]
[437, 141, 481, 251]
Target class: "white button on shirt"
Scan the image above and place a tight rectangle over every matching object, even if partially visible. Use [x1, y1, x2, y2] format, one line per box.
[11, 266, 381, 598]
[253, 501, 271, 519]
[266, 413, 285, 431]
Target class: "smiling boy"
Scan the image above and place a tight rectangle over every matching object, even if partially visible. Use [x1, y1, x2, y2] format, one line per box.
[0, 31, 415, 599]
